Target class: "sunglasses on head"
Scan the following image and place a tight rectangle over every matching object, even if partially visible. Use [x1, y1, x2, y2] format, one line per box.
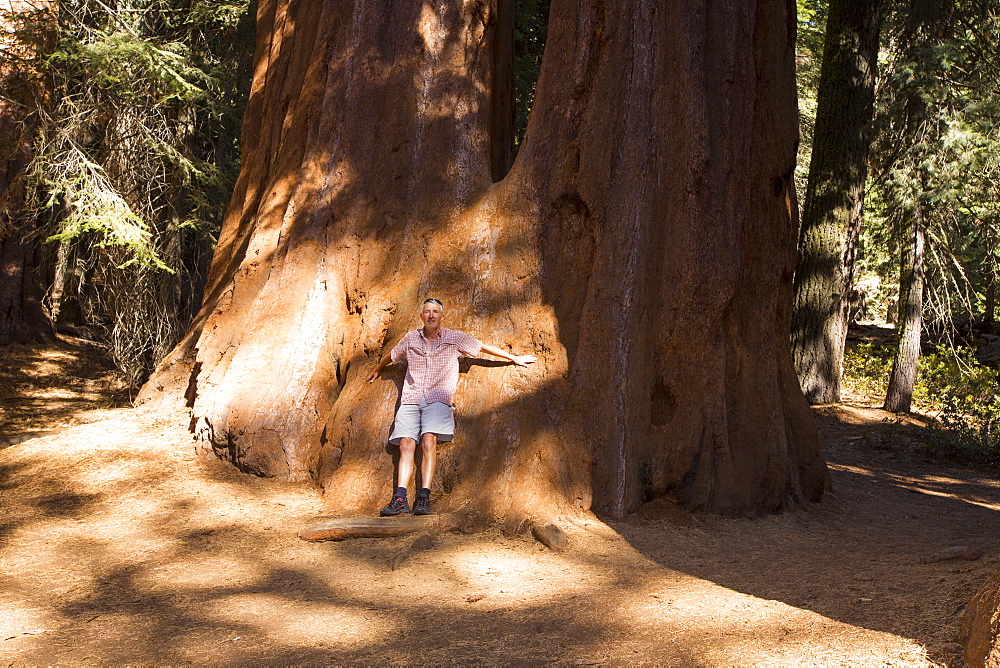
[423, 298, 443, 306]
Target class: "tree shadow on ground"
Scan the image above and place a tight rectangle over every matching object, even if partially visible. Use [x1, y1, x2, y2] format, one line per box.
[612, 403, 1000, 664]
[0, 335, 131, 447]
[0, 338, 972, 663]
[0, 427, 699, 663]
[0, 401, 939, 664]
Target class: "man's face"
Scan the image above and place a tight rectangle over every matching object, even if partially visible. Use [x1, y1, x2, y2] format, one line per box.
[420, 302, 444, 329]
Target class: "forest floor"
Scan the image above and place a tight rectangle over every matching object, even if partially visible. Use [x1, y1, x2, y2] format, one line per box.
[1, 336, 999, 665]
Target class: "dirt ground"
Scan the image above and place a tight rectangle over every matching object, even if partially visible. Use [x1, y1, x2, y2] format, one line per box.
[2, 337, 999, 665]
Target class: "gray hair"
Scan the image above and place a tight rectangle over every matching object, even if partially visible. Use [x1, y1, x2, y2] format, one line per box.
[423, 297, 444, 313]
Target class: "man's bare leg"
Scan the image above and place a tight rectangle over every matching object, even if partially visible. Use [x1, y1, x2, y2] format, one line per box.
[396, 437, 417, 490]
[419, 432, 437, 489]
[413, 433, 437, 515]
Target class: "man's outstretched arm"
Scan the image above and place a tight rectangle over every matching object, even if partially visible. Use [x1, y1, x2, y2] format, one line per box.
[479, 343, 537, 367]
[367, 352, 393, 382]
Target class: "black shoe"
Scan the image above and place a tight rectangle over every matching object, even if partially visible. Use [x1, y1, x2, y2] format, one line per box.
[413, 495, 431, 516]
[380, 496, 410, 516]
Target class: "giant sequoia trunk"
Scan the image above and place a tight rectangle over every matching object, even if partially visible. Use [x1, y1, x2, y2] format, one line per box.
[139, 0, 830, 521]
[0, 0, 53, 345]
[791, 0, 883, 404]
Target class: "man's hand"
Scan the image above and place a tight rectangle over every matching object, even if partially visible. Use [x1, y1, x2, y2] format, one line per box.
[511, 354, 537, 368]
[479, 343, 538, 368]
[368, 353, 392, 382]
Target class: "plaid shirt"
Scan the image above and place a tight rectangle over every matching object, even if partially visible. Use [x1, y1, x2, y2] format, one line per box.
[391, 327, 483, 406]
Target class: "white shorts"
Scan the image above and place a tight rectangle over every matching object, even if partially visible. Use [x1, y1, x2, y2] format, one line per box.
[389, 399, 454, 445]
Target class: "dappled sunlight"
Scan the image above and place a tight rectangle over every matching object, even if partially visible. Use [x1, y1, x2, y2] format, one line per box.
[31, 387, 86, 400]
[0, 605, 51, 641]
[431, 541, 605, 603]
[828, 462, 879, 477]
[827, 462, 1000, 513]
[895, 484, 1000, 512]
[0, 405, 990, 663]
[73, 458, 162, 488]
[0, 340, 130, 442]
[886, 476, 1000, 510]
[921, 474, 985, 486]
[136, 556, 270, 590]
[819, 403, 1000, 517]
[24, 356, 73, 377]
[592, 578, 929, 665]
[203, 594, 389, 646]
[5, 0, 993, 660]
[417, 3, 446, 57]
[687, 608, 930, 665]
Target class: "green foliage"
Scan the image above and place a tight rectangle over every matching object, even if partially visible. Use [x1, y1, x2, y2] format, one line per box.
[513, 0, 548, 149]
[43, 160, 169, 272]
[793, 0, 828, 205]
[863, 0, 1000, 328]
[844, 342, 1000, 467]
[918, 348, 1000, 466]
[186, 0, 249, 29]
[48, 32, 210, 103]
[16, 0, 255, 386]
[843, 341, 894, 396]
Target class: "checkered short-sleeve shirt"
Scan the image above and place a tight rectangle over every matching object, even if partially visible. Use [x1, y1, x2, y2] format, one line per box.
[391, 327, 483, 406]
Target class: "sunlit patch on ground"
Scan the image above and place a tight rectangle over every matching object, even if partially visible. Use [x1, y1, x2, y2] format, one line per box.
[0, 607, 51, 642]
[203, 594, 389, 646]
[431, 545, 606, 603]
[136, 556, 270, 589]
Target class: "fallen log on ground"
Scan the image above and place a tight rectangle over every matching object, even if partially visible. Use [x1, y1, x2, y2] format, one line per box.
[299, 514, 462, 541]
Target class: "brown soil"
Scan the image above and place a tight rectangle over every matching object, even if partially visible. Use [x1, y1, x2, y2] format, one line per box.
[2, 338, 999, 664]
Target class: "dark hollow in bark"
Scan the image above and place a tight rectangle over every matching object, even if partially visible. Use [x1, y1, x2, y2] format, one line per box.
[790, 0, 883, 405]
[139, 0, 830, 523]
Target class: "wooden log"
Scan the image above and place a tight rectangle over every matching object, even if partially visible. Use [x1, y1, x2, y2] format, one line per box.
[299, 514, 461, 541]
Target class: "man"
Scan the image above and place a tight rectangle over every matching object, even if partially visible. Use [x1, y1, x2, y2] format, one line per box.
[367, 298, 537, 516]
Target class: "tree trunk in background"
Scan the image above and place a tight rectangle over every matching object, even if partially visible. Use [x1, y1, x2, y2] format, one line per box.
[791, 0, 883, 404]
[139, 0, 830, 522]
[884, 208, 924, 412]
[0, 0, 53, 345]
[46, 239, 69, 324]
[0, 212, 49, 344]
[985, 278, 995, 325]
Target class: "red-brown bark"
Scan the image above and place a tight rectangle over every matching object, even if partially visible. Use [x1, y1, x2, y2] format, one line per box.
[960, 564, 1000, 667]
[140, 0, 830, 522]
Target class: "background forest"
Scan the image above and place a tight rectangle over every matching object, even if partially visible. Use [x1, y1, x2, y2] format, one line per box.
[1, 0, 999, 465]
